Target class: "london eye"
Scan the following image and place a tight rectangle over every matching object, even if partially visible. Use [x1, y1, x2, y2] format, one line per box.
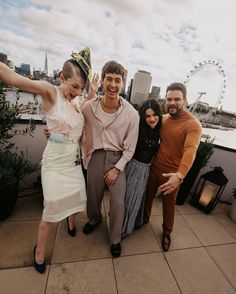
[183, 60, 226, 119]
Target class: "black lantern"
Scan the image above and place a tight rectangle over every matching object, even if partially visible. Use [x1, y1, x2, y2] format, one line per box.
[191, 167, 228, 213]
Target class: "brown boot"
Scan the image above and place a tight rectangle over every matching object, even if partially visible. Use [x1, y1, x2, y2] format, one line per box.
[162, 234, 171, 252]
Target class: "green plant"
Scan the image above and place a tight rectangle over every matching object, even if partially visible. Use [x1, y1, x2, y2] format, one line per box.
[0, 83, 39, 220]
[0, 149, 37, 187]
[0, 84, 38, 188]
[195, 136, 215, 168]
[176, 136, 215, 205]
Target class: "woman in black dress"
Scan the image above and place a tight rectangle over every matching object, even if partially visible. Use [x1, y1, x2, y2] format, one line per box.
[122, 99, 162, 237]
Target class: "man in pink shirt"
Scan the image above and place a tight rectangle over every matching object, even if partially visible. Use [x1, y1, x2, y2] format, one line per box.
[82, 60, 139, 257]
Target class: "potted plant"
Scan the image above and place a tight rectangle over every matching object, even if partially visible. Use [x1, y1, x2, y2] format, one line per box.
[0, 84, 38, 220]
[229, 188, 236, 223]
[176, 136, 215, 205]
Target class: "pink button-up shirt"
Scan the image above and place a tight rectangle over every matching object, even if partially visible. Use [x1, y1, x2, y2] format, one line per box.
[82, 96, 139, 171]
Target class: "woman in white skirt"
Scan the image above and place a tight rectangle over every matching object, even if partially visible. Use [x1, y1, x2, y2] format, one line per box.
[0, 48, 98, 273]
[122, 99, 162, 238]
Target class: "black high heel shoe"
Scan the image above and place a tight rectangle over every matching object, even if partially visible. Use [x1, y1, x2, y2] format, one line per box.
[33, 245, 46, 273]
[66, 217, 76, 237]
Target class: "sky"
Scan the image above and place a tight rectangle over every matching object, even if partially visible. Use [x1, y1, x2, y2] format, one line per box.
[0, 0, 236, 112]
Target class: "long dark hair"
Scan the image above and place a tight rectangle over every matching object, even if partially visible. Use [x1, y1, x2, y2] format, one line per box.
[139, 99, 162, 129]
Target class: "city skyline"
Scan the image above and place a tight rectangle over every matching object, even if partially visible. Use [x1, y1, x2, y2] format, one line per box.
[0, 0, 236, 111]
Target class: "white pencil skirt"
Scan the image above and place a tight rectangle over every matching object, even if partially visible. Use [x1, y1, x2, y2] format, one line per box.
[41, 140, 86, 222]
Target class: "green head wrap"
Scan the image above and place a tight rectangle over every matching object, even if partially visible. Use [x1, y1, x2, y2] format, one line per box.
[71, 47, 92, 81]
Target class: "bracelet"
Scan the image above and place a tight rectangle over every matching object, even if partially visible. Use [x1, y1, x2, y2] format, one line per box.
[114, 167, 121, 174]
[176, 172, 184, 183]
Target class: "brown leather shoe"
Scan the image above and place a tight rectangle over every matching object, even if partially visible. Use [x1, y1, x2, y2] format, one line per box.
[162, 234, 171, 252]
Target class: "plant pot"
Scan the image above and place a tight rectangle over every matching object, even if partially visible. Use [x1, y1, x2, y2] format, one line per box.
[229, 199, 236, 223]
[0, 183, 19, 221]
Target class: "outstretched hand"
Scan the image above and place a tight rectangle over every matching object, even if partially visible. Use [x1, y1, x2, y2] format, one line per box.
[84, 73, 100, 102]
[159, 173, 182, 195]
[89, 73, 100, 93]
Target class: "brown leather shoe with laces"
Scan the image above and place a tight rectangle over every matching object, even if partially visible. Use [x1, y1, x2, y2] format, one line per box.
[162, 234, 171, 252]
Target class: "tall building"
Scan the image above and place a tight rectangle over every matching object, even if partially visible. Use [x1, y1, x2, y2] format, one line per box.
[130, 70, 152, 105]
[126, 79, 133, 102]
[120, 68, 128, 95]
[20, 63, 31, 76]
[15, 66, 21, 74]
[149, 86, 160, 100]
[0, 52, 7, 64]
[53, 69, 60, 79]
[7, 60, 14, 69]
[44, 53, 48, 76]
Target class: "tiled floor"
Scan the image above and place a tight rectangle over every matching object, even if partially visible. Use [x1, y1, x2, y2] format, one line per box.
[0, 192, 236, 294]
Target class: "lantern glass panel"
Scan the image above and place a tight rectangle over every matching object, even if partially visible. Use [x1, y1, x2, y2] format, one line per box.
[198, 181, 219, 206]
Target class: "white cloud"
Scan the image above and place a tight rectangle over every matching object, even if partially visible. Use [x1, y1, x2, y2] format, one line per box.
[0, 0, 236, 111]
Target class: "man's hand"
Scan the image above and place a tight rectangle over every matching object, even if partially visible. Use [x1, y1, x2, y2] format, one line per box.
[44, 128, 50, 140]
[159, 173, 182, 195]
[104, 167, 120, 186]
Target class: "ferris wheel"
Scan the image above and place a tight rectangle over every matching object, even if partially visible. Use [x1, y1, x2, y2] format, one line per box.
[183, 60, 226, 113]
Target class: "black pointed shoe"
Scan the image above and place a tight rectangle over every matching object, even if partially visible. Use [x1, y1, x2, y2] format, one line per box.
[66, 217, 76, 237]
[162, 234, 171, 252]
[82, 221, 101, 235]
[110, 243, 121, 258]
[33, 245, 46, 274]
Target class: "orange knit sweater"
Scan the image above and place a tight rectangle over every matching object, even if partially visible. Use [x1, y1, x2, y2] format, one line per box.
[152, 109, 202, 177]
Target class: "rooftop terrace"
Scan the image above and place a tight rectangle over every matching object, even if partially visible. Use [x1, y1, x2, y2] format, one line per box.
[0, 191, 236, 294]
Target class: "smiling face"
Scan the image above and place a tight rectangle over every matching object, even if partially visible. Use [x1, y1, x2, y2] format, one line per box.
[102, 73, 123, 99]
[166, 90, 186, 116]
[59, 72, 85, 101]
[145, 108, 160, 128]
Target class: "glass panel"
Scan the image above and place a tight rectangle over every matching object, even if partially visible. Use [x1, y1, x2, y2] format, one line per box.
[198, 181, 219, 206]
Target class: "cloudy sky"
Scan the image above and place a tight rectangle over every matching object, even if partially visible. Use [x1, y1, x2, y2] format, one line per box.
[0, 0, 235, 111]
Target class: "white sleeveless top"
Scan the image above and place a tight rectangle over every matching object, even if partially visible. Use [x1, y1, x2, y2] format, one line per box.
[44, 87, 84, 143]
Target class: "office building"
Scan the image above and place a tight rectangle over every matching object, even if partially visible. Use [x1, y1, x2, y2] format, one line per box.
[130, 70, 152, 105]
[20, 63, 31, 76]
[44, 53, 48, 76]
[0, 52, 7, 64]
[149, 86, 161, 100]
[120, 68, 128, 95]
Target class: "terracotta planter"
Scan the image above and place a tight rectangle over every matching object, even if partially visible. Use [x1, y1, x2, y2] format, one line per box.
[229, 199, 236, 223]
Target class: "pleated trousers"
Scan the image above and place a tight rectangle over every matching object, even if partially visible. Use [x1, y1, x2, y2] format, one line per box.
[86, 149, 126, 244]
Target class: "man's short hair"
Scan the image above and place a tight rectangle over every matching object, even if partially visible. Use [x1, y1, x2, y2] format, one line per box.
[101, 60, 125, 81]
[166, 82, 187, 99]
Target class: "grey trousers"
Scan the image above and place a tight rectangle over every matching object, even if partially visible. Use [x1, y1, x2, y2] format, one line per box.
[87, 149, 126, 244]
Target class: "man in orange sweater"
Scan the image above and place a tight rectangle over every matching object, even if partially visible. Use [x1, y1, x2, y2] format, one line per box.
[144, 82, 202, 251]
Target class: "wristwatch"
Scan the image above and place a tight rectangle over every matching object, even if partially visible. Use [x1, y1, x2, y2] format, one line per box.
[176, 172, 184, 183]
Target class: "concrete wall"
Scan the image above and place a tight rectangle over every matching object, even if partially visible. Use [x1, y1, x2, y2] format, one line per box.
[13, 123, 236, 202]
[13, 123, 47, 188]
[191, 146, 236, 203]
